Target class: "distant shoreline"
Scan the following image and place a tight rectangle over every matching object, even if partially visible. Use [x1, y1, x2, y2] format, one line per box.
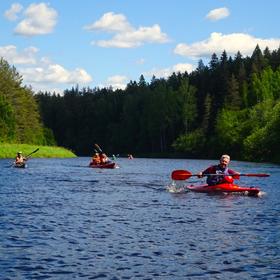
[0, 143, 76, 158]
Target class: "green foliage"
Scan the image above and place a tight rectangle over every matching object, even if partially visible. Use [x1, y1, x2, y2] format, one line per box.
[0, 94, 15, 141]
[0, 143, 76, 158]
[43, 127, 57, 146]
[179, 79, 197, 133]
[172, 129, 205, 156]
[0, 57, 48, 145]
[215, 110, 242, 147]
[243, 101, 280, 162]
[225, 74, 241, 110]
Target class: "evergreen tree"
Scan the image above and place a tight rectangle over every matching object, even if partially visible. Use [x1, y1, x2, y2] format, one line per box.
[0, 57, 46, 144]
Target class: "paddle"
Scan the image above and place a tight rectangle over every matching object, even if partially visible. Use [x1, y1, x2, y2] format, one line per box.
[94, 143, 103, 153]
[25, 148, 40, 159]
[171, 169, 270, 180]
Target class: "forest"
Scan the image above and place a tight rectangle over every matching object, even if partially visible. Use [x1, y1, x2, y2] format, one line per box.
[0, 58, 56, 147]
[1, 45, 280, 163]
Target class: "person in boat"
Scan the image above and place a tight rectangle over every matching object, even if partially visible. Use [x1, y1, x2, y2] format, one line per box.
[197, 154, 240, 185]
[128, 154, 133, 159]
[91, 152, 101, 165]
[99, 152, 110, 164]
[15, 151, 26, 165]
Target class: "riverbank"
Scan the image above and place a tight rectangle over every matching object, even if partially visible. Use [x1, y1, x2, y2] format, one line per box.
[0, 143, 76, 158]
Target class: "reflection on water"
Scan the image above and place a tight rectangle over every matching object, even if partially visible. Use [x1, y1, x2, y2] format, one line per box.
[0, 157, 279, 279]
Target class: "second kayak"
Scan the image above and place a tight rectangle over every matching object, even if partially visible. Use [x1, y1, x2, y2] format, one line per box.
[89, 161, 118, 169]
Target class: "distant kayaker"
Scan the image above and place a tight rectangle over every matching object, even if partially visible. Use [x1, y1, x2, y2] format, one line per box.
[197, 154, 240, 185]
[15, 151, 26, 164]
[128, 154, 133, 159]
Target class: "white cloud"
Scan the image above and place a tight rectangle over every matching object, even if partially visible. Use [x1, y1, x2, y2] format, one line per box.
[174, 32, 280, 58]
[100, 75, 128, 90]
[173, 63, 195, 73]
[84, 12, 133, 33]
[86, 12, 169, 48]
[20, 64, 92, 84]
[0, 44, 92, 93]
[14, 3, 58, 36]
[4, 3, 23, 21]
[0, 45, 38, 64]
[145, 63, 195, 79]
[206, 7, 230, 21]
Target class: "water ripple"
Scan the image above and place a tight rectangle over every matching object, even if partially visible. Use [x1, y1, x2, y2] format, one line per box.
[0, 157, 279, 279]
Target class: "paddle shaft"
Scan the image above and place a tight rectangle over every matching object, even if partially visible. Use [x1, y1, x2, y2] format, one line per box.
[25, 148, 39, 158]
[171, 169, 270, 180]
[198, 173, 269, 177]
[185, 173, 269, 177]
[94, 144, 103, 153]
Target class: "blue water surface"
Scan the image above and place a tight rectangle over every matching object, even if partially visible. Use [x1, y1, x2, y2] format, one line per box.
[0, 157, 279, 279]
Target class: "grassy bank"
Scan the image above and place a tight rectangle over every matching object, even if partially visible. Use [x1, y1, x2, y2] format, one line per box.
[0, 143, 76, 158]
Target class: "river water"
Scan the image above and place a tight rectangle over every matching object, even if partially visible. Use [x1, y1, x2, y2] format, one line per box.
[0, 157, 279, 279]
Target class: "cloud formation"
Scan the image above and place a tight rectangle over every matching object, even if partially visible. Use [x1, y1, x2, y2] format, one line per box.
[104, 75, 128, 90]
[174, 32, 280, 58]
[84, 12, 133, 33]
[21, 64, 92, 84]
[206, 7, 230, 21]
[145, 63, 195, 79]
[13, 3, 58, 36]
[0, 44, 92, 93]
[4, 3, 23, 21]
[0, 45, 38, 64]
[85, 12, 169, 48]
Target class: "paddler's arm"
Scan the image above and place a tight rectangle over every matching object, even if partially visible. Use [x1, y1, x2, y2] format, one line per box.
[229, 169, 240, 179]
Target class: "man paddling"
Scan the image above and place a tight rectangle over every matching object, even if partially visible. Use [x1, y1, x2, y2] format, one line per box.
[197, 154, 240, 185]
[15, 151, 26, 164]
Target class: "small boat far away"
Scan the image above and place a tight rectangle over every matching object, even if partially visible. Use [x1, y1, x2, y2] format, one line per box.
[89, 161, 118, 169]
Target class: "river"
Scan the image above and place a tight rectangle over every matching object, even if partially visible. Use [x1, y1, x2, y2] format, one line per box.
[0, 157, 279, 279]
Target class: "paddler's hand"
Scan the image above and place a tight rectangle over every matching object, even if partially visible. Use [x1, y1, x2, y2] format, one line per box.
[197, 172, 203, 178]
[232, 173, 240, 180]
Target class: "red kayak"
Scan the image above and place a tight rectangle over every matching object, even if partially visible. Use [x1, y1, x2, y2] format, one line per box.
[89, 161, 118, 169]
[186, 183, 260, 196]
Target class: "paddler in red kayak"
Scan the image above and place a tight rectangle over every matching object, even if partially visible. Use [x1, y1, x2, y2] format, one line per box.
[197, 154, 240, 185]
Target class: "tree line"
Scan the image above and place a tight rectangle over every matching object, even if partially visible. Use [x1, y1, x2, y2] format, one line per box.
[0, 58, 55, 146]
[1, 45, 280, 162]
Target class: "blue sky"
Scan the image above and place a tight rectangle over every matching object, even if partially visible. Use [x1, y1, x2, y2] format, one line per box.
[0, 0, 280, 94]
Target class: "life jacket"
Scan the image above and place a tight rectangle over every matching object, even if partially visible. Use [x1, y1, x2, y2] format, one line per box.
[15, 155, 25, 164]
[206, 165, 230, 186]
